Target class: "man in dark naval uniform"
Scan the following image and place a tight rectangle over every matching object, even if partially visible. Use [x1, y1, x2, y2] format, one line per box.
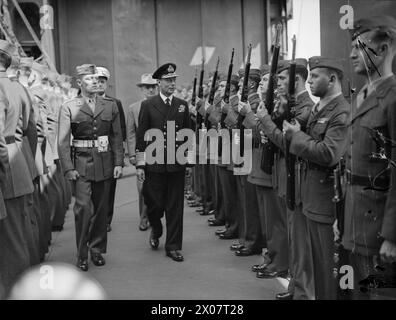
[136, 63, 193, 262]
[58, 64, 124, 271]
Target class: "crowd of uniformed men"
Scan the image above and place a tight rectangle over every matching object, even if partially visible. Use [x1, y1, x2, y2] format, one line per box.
[182, 15, 396, 300]
[1, 14, 396, 300]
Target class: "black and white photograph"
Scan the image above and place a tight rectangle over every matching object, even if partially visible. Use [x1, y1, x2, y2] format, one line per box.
[0, 0, 396, 306]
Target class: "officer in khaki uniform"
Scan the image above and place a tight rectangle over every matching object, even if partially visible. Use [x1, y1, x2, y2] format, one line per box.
[0, 40, 35, 296]
[343, 16, 396, 298]
[58, 64, 123, 271]
[96, 66, 127, 232]
[283, 57, 350, 300]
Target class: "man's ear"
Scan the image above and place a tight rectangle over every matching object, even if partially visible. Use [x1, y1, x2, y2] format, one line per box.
[76, 78, 82, 87]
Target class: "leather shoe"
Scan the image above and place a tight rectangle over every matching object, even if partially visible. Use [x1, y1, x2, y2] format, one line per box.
[139, 221, 149, 231]
[150, 236, 159, 250]
[218, 233, 238, 240]
[215, 228, 227, 236]
[251, 262, 270, 273]
[76, 259, 88, 272]
[276, 292, 293, 300]
[256, 269, 288, 279]
[230, 243, 244, 251]
[107, 224, 112, 232]
[166, 250, 184, 262]
[207, 217, 216, 222]
[235, 248, 261, 256]
[200, 210, 212, 216]
[91, 253, 105, 266]
[188, 201, 202, 208]
[208, 219, 225, 227]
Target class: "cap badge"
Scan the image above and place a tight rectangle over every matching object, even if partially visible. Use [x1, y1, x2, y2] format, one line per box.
[167, 65, 175, 73]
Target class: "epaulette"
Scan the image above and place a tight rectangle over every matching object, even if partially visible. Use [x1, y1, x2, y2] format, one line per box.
[102, 96, 114, 102]
[63, 97, 84, 107]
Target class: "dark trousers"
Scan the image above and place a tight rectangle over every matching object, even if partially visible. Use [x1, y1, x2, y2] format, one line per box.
[306, 217, 336, 300]
[235, 175, 247, 245]
[137, 178, 148, 224]
[242, 181, 263, 251]
[0, 196, 31, 297]
[254, 185, 269, 253]
[107, 178, 117, 225]
[74, 177, 111, 259]
[202, 164, 213, 210]
[217, 167, 240, 236]
[287, 205, 315, 299]
[214, 165, 225, 223]
[143, 170, 185, 251]
[257, 188, 288, 272]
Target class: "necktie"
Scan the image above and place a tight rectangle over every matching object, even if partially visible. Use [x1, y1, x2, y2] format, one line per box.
[165, 98, 170, 106]
[356, 87, 368, 109]
[311, 103, 319, 117]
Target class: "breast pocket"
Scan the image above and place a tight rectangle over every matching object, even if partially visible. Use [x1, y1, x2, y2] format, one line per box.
[100, 112, 113, 132]
[310, 122, 328, 141]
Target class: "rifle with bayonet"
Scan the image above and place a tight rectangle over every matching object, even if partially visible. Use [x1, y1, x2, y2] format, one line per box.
[260, 23, 282, 174]
[234, 44, 252, 167]
[191, 68, 197, 107]
[197, 59, 205, 130]
[219, 49, 235, 156]
[205, 56, 220, 129]
[285, 35, 297, 211]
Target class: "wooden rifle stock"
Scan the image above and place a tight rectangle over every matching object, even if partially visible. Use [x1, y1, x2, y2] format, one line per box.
[191, 68, 197, 107]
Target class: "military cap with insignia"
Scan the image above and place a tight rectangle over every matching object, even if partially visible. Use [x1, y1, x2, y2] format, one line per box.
[152, 63, 178, 79]
[260, 64, 270, 75]
[96, 66, 110, 79]
[76, 64, 97, 76]
[277, 60, 291, 73]
[308, 56, 344, 74]
[219, 73, 239, 86]
[295, 58, 308, 68]
[238, 68, 262, 82]
[350, 15, 396, 41]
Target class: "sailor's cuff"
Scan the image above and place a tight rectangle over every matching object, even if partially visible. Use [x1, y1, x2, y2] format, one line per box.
[136, 151, 145, 168]
[187, 150, 196, 166]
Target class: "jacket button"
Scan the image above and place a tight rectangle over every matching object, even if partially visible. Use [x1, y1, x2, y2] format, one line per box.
[93, 127, 97, 130]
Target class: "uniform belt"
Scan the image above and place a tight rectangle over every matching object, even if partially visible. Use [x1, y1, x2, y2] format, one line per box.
[304, 160, 333, 172]
[5, 136, 15, 144]
[72, 140, 99, 148]
[345, 170, 389, 189]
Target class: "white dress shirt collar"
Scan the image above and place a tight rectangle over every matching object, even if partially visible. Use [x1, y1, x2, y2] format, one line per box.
[160, 91, 173, 105]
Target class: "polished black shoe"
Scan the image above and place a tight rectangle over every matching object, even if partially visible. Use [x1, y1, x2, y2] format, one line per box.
[230, 243, 244, 251]
[196, 208, 205, 213]
[166, 250, 184, 262]
[207, 217, 216, 223]
[200, 210, 212, 216]
[218, 233, 238, 240]
[251, 262, 270, 273]
[215, 228, 227, 236]
[185, 194, 195, 201]
[188, 201, 202, 208]
[107, 224, 112, 232]
[235, 248, 261, 257]
[91, 253, 106, 266]
[139, 221, 149, 231]
[150, 236, 159, 250]
[276, 292, 293, 300]
[256, 269, 288, 279]
[76, 259, 89, 272]
[208, 219, 225, 227]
